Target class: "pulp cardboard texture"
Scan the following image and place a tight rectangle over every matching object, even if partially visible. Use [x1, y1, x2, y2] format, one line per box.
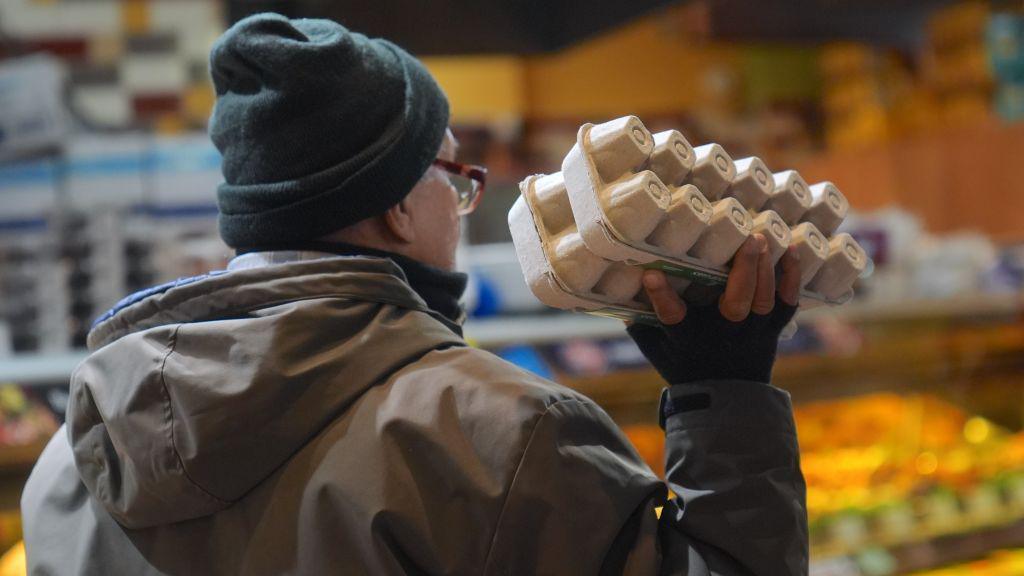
[689, 143, 736, 201]
[790, 222, 830, 286]
[752, 210, 792, 266]
[509, 115, 869, 322]
[727, 156, 774, 211]
[805, 182, 849, 236]
[764, 170, 812, 225]
[509, 173, 658, 323]
[807, 233, 868, 300]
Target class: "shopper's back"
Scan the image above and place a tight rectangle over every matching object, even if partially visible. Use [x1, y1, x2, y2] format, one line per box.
[22, 257, 662, 575]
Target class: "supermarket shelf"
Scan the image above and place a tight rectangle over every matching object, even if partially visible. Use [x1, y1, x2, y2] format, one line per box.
[800, 292, 1024, 324]
[0, 352, 86, 386]
[464, 313, 624, 346]
[465, 293, 1024, 348]
[0, 316, 626, 385]
[0, 292, 1019, 387]
[0, 443, 47, 477]
[811, 518, 1024, 576]
[0, 442, 49, 511]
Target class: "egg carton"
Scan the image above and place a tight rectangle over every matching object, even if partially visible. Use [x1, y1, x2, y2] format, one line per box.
[509, 172, 656, 323]
[509, 115, 871, 322]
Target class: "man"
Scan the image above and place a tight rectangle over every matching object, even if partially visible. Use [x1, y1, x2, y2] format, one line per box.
[21, 13, 807, 575]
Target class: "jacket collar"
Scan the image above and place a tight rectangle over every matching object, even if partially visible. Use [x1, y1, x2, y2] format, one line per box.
[231, 240, 469, 329]
[88, 256, 462, 350]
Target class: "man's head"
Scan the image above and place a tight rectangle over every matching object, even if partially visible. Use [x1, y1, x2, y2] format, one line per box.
[208, 14, 461, 268]
[324, 128, 462, 270]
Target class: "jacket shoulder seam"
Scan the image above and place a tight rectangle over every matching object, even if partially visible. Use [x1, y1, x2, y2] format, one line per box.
[158, 325, 231, 506]
[480, 396, 595, 573]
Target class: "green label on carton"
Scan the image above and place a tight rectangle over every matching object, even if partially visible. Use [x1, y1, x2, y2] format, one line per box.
[642, 261, 727, 286]
[590, 307, 659, 326]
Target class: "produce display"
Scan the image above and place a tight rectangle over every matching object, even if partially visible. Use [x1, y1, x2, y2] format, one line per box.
[623, 393, 1024, 558]
[0, 384, 57, 448]
[910, 548, 1024, 575]
[509, 115, 869, 324]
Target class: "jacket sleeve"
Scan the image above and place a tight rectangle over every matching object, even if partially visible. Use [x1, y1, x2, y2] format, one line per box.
[482, 380, 807, 576]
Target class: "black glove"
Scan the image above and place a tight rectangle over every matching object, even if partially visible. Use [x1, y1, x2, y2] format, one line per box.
[627, 295, 797, 385]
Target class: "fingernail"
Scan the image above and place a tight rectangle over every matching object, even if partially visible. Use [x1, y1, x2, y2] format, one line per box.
[745, 235, 764, 255]
[642, 270, 662, 288]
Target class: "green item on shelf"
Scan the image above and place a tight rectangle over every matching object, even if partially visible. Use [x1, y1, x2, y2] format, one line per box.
[0, 386, 26, 415]
[856, 547, 896, 576]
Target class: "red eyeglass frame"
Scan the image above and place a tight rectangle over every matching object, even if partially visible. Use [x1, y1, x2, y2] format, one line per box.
[432, 158, 487, 216]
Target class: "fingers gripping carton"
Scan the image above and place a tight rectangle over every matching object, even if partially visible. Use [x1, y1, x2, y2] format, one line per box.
[509, 115, 870, 322]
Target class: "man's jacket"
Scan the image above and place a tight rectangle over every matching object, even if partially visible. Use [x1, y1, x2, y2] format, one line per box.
[21, 256, 807, 575]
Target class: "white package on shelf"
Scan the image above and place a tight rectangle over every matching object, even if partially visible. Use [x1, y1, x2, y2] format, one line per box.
[64, 134, 148, 209]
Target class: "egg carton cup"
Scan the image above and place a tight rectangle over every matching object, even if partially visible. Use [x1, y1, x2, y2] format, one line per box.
[556, 116, 869, 308]
[509, 173, 661, 324]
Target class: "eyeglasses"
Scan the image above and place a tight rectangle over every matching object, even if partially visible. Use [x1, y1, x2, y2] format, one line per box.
[432, 158, 487, 216]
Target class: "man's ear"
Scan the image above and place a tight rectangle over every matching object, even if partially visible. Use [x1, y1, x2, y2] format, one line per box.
[383, 198, 416, 244]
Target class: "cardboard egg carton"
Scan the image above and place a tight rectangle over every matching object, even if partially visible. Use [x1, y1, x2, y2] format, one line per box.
[509, 172, 655, 322]
[509, 115, 871, 322]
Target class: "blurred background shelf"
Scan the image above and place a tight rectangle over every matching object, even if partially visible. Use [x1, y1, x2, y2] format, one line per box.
[0, 354, 87, 388]
[811, 518, 1024, 575]
[3, 0, 1024, 571]
[1, 291, 1018, 387]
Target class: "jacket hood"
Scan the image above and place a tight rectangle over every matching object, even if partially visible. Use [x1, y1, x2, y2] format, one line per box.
[67, 257, 464, 529]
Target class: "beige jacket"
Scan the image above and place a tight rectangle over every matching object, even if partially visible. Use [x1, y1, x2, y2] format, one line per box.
[22, 256, 807, 575]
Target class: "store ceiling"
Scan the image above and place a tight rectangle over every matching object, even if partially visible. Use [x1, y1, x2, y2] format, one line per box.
[225, 0, 679, 54]
[226, 0, 959, 54]
[708, 0, 958, 47]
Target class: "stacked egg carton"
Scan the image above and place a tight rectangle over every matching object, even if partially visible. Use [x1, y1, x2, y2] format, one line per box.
[509, 115, 870, 323]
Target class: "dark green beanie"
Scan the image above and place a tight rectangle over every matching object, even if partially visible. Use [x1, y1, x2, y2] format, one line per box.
[208, 13, 450, 249]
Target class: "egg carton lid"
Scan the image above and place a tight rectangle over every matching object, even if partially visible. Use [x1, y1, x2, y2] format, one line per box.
[509, 175, 661, 324]
[561, 123, 851, 307]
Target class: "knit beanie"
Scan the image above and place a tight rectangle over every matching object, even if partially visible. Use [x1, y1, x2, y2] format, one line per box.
[208, 13, 450, 248]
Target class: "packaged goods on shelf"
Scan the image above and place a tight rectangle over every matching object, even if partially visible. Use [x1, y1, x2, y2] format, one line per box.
[819, 43, 892, 150]
[922, 2, 994, 130]
[509, 115, 871, 323]
[0, 223, 67, 354]
[0, 384, 58, 448]
[995, 82, 1024, 121]
[820, 43, 876, 81]
[928, 1, 991, 53]
[0, 135, 226, 352]
[988, 13, 1024, 84]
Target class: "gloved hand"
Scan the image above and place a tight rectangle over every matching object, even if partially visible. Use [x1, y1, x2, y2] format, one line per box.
[627, 234, 802, 385]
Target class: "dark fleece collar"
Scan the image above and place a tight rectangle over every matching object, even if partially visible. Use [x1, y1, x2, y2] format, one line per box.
[236, 241, 469, 328]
